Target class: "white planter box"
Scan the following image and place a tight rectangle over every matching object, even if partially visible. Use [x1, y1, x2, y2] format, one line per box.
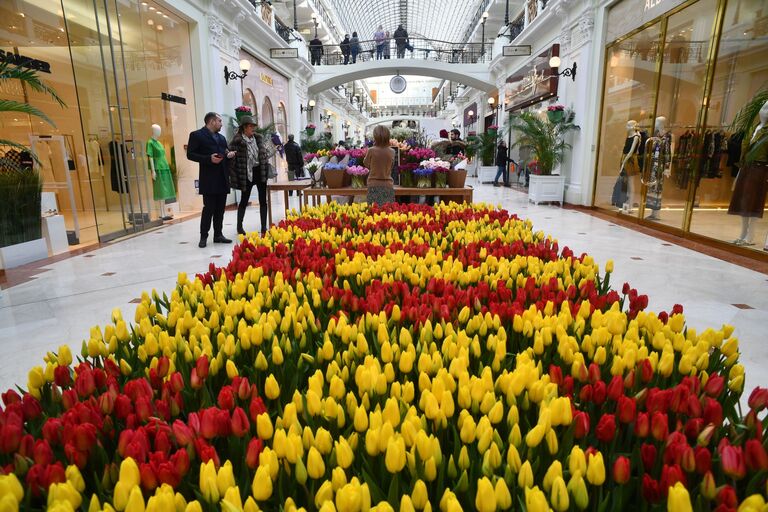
[0, 237, 48, 270]
[478, 165, 497, 183]
[528, 175, 566, 205]
[42, 215, 69, 256]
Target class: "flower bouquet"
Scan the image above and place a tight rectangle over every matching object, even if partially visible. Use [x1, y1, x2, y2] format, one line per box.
[433, 166, 450, 187]
[305, 123, 316, 136]
[413, 166, 434, 188]
[322, 162, 347, 188]
[397, 163, 418, 187]
[346, 165, 369, 188]
[547, 104, 565, 123]
[487, 124, 499, 136]
[234, 105, 252, 121]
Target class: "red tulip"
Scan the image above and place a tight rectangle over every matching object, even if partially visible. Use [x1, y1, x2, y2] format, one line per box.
[190, 368, 202, 389]
[703, 398, 723, 427]
[61, 389, 78, 410]
[588, 363, 601, 384]
[704, 374, 725, 398]
[694, 446, 712, 474]
[114, 394, 133, 419]
[20, 393, 42, 421]
[218, 387, 235, 411]
[641, 443, 657, 470]
[33, 440, 53, 466]
[2, 389, 21, 406]
[562, 376, 575, 396]
[684, 418, 704, 441]
[640, 359, 653, 384]
[624, 370, 636, 389]
[155, 430, 172, 456]
[232, 407, 250, 437]
[249, 396, 267, 423]
[156, 356, 170, 379]
[140, 462, 159, 491]
[596, 414, 616, 443]
[200, 408, 218, 439]
[135, 396, 152, 422]
[612, 456, 631, 484]
[169, 372, 184, 394]
[579, 384, 593, 403]
[236, 377, 252, 401]
[719, 442, 746, 479]
[172, 420, 195, 446]
[680, 446, 696, 473]
[196, 356, 210, 379]
[593, 381, 607, 406]
[171, 447, 190, 476]
[660, 464, 686, 494]
[745, 439, 768, 471]
[573, 411, 590, 439]
[635, 412, 650, 438]
[155, 460, 181, 488]
[641, 474, 661, 503]
[42, 418, 63, 445]
[686, 395, 703, 418]
[617, 395, 636, 424]
[64, 442, 88, 468]
[651, 412, 668, 442]
[748, 387, 768, 411]
[717, 485, 737, 508]
[194, 438, 220, 467]
[246, 438, 264, 469]
[155, 399, 171, 422]
[18, 434, 33, 459]
[607, 375, 624, 401]
[75, 368, 96, 397]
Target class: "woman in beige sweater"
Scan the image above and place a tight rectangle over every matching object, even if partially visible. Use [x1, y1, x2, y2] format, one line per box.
[363, 125, 395, 205]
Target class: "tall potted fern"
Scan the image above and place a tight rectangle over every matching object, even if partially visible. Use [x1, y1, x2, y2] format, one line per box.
[509, 109, 579, 204]
[0, 61, 65, 269]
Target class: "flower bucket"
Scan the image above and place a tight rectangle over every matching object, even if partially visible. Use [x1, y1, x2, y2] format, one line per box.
[306, 128, 315, 136]
[447, 170, 467, 188]
[487, 129, 497, 137]
[417, 176, 432, 188]
[435, 172, 448, 188]
[399, 169, 414, 187]
[547, 110, 564, 123]
[323, 168, 347, 188]
[350, 175, 366, 189]
[235, 110, 249, 122]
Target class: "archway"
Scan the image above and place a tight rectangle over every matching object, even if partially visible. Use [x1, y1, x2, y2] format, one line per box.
[243, 89, 258, 120]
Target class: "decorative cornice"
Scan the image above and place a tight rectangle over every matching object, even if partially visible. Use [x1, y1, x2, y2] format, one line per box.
[207, 14, 224, 48]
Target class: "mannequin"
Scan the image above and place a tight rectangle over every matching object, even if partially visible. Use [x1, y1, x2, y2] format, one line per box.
[644, 116, 673, 220]
[619, 120, 641, 212]
[88, 137, 104, 177]
[146, 124, 176, 220]
[728, 100, 768, 246]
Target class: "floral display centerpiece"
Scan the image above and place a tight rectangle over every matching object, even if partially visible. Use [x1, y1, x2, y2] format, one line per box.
[547, 104, 565, 123]
[487, 124, 499, 136]
[322, 162, 347, 188]
[413, 166, 434, 188]
[420, 158, 451, 188]
[346, 165, 369, 188]
[397, 163, 418, 187]
[305, 123, 316, 136]
[235, 105, 252, 121]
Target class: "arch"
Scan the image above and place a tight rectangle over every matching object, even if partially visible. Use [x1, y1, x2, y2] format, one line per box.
[276, 101, 288, 138]
[262, 97, 274, 128]
[365, 115, 438, 128]
[308, 60, 494, 94]
[243, 89, 258, 120]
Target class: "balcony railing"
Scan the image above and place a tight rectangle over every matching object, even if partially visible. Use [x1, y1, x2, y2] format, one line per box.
[508, 15, 525, 42]
[274, 17, 293, 44]
[308, 37, 492, 66]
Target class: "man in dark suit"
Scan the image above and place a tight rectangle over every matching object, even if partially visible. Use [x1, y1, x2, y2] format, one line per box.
[186, 112, 236, 247]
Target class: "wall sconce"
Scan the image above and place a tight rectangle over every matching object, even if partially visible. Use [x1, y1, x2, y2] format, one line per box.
[300, 99, 315, 113]
[549, 56, 577, 81]
[319, 112, 331, 123]
[467, 110, 476, 124]
[487, 97, 502, 111]
[224, 59, 251, 85]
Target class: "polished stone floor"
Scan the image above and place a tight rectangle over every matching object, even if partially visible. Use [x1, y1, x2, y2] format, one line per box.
[1, 179, 766, 400]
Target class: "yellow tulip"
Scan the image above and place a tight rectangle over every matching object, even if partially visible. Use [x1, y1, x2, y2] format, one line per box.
[265, 375, 280, 400]
[307, 447, 326, 479]
[495, 478, 512, 510]
[400, 495, 416, 512]
[518, 461, 534, 489]
[567, 472, 589, 510]
[586, 452, 606, 486]
[315, 428, 333, 454]
[226, 360, 239, 379]
[0, 474, 23, 503]
[524, 486, 548, 512]
[335, 437, 355, 469]
[314, 481, 334, 509]
[475, 477, 496, 512]
[667, 482, 692, 512]
[550, 476, 569, 512]
[199, 460, 219, 503]
[385, 436, 406, 473]
[124, 486, 145, 512]
[217, 461, 236, 498]
[411, 480, 428, 509]
[251, 465, 273, 501]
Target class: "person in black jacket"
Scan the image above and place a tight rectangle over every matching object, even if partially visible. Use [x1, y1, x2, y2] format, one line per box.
[284, 134, 304, 179]
[350, 32, 361, 63]
[309, 36, 324, 65]
[186, 112, 236, 247]
[228, 115, 270, 236]
[340, 34, 351, 65]
[493, 140, 516, 187]
[393, 25, 409, 58]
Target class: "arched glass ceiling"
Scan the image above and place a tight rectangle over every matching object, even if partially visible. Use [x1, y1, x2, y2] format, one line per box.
[325, 0, 484, 43]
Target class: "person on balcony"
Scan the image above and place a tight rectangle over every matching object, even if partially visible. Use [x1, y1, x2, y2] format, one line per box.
[383, 31, 391, 59]
[374, 26, 385, 59]
[340, 34, 351, 65]
[309, 36, 323, 66]
[394, 25, 409, 58]
[350, 32, 361, 63]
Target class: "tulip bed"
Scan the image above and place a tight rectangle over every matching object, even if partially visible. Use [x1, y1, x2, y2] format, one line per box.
[1, 202, 767, 512]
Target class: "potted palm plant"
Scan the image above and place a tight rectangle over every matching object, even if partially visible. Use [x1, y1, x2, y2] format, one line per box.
[469, 130, 501, 183]
[509, 109, 579, 205]
[0, 61, 64, 269]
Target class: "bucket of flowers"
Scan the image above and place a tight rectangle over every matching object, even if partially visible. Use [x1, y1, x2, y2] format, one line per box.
[421, 158, 451, 188]
[346, 165, 369, 188]
[322, 162, 347, 188]
[487, 124, 499, 136]
[305, 123, 316, 136]
[235, 105, 252, 121]
[398, 163, 418, 187]
[547, 104, 565, 123]
[413, 166, 434, 188]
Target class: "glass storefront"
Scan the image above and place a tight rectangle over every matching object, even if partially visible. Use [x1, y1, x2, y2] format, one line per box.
[593, 0, 768, 255]
[0, 0, 197, 247]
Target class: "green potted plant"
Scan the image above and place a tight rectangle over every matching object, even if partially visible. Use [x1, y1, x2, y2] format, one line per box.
[305, 123, 316, 137]
[509, 109, 579, 204]
[730, 87, 768, 165]
[468, 130, 502, 182]
[0, 61, 64, 268]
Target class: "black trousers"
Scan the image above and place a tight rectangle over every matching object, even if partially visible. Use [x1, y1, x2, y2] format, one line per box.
[200, 193, 227, 238]
[237, 181, 269, 233]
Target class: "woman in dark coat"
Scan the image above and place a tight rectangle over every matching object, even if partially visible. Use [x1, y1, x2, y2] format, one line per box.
[229, 115, 270, 236]
[340, 35, 351, 65]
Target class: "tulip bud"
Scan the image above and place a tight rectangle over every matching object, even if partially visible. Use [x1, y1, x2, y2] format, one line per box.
[587, 452, 606, 485]
[567, 472, 589, 510]
[667, 482, 692, 512]
[551, 476, 569, 512]
[518, 460, 534, 489]
[612, 456, 630, 484]
[475, 477, 495, 512]
[251, 465, 272, 501]
[700, 471, 716, 500]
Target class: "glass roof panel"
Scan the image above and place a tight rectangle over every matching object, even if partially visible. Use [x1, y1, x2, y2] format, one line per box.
[324, 0, 484, 43]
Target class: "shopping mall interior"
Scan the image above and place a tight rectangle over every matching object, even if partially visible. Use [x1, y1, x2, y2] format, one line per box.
[0, 0, 767, 509]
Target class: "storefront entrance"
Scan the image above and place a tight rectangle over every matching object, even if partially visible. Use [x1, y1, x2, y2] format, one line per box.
[593, 0, 768, 256]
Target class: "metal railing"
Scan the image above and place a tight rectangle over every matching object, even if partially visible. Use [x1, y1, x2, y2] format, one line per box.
[274, 17, 293, 44]
[307, 37, 492, 66]
[508, 15, 525, 42]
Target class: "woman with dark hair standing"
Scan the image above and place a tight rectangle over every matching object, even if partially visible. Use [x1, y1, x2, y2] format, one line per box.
[363, 125, 395, 205]
[350, 32, 361, 63]
[229, 115, 271, 236]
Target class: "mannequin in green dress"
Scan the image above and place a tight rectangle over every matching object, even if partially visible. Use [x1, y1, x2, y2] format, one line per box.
[147, 124, 176, 220]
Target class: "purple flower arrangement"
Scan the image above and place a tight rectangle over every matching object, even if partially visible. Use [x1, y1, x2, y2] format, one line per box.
[346, 165, 369, 188]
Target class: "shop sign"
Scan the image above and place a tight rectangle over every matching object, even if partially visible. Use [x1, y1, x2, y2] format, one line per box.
[0, 49, 51, 73]
[260, 73, 273, 86]
[161, 92, 186, 105]
[504, 44, 559, 111]
[503, 45, 532, 57]
[606, 0, 688, 42]
[270, 48, 298, 59]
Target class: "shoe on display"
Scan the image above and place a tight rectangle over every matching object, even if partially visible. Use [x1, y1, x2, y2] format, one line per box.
[198, 238, 207, 248]
[213, 236, 232, 244]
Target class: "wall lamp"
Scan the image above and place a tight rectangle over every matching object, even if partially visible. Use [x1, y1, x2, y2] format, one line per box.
[467, 110, 476, 124]
[224, 59, 251, 85]
[300, 99, 316, 113]
[549, 56, 576, 81]
[319, 112, 331, 123]
[487, 97, 502, 111]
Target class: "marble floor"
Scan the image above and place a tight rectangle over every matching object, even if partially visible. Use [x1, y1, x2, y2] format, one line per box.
[1, 179, 767, 401]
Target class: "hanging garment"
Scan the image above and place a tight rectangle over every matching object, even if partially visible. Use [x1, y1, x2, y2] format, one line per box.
[645, 131, 672, 211]
[727, 131, 744, 177]
[146, 138, 176, 201]
[109, 141, 130, 193]
[622, 134, 641, 176]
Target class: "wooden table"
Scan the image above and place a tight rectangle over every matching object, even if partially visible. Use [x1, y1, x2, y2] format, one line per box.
[267, 180, 312, 226]
[302, 186, 474, 208]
